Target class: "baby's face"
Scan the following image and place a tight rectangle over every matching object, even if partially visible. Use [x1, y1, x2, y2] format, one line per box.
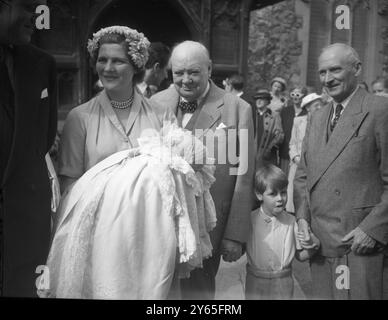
[258, 187, 287, 217]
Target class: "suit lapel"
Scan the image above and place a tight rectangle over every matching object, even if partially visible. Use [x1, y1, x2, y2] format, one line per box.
[3, 46, 41, 184]
[191, 82, 224, 133]
[99, 90, 127, 135]
[310, 89, 368, 189]
[125, 88, 142, 135]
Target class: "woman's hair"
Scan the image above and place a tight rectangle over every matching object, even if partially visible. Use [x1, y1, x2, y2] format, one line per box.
[371, 77, 388, 89]
[290, 85, 308, 96]
[254, 164, 288, 195]
[271, 77, 287, 92]
[91, 33, 144, 84]
[88, 26, 150, 84]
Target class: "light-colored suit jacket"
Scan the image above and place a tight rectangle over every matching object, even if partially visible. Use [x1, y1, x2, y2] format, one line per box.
[151, 81, 255, 251]
[294, 88, 388, 257]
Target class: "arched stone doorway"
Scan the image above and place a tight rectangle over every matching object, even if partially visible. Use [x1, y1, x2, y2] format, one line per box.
[90, 0, 194, 46]
[35, 0, 258, 123]
[85, 0, 193, 96]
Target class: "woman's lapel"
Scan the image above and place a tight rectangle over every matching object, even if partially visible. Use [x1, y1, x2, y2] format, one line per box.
[98, 90, 128, 138]
[125, 87, 142, 136]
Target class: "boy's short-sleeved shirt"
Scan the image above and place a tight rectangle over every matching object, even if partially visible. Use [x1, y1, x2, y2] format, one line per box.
[246, 208, 301, 272]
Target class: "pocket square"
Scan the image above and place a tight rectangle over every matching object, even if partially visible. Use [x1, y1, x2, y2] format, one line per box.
[41, 88, 48, 99]
[216, 123, 227, 130]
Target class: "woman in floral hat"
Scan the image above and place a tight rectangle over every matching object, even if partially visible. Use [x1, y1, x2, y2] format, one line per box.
[42, 26, 217, 300]
[268, 76, 288, 114]
[58, 26, 174, 192]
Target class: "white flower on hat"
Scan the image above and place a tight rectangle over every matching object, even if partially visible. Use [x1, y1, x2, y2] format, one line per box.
[87, 26, 150, 69]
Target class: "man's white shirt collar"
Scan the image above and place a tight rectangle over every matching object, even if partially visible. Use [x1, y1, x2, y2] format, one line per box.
[180, 81, 211, 128]
[257, 107, 269, 116]
[334, 85, 360, 110]
[137, 82, 148, 95]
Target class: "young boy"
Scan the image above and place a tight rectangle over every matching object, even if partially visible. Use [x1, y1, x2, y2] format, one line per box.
[245, 164, 320, 300]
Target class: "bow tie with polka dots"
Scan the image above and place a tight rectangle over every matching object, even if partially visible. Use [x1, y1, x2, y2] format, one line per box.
[178, 100, 198, 113]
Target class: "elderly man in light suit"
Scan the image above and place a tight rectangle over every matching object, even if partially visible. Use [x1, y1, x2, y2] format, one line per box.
[151, 41, 254, 300]
[294, 43, 388, 299]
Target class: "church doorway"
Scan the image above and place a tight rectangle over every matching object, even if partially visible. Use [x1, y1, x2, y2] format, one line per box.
[87, 0, 193, 95]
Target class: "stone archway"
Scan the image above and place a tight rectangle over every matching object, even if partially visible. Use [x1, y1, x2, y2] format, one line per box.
[84, 0, 194, 97]
[89, 0, 194, 46]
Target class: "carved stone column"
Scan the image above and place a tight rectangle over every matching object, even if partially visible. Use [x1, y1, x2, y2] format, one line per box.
[379, 0, 388, 76]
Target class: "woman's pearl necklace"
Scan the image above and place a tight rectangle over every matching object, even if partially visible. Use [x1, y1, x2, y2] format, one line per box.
[110, 95, 134, 109]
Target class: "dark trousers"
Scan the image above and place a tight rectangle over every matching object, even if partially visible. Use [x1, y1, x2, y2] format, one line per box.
[180, 252, 222, 300]
[310, 251, 388, 299]
[279, 158, 290, 176]
[0, 194, 3, 296]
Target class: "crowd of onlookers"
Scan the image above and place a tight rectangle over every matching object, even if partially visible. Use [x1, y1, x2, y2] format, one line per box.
[222, 73, 388, 215]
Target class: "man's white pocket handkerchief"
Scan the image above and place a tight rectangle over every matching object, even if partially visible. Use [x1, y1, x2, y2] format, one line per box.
[41, 88, 48, 99]
[216, 123, 227, 130]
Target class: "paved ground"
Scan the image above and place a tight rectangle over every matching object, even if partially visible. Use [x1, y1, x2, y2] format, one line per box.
[215, 254, 312, 300]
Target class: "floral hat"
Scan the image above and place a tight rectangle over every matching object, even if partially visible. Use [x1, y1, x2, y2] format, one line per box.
[87, 26, 150, 69]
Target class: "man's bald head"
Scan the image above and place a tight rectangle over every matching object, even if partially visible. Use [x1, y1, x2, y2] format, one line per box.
[170, 41, 211, 67]
[170, 41, 212, 102]
[318, 43, 362, 103]
[319, 43, 361, 68]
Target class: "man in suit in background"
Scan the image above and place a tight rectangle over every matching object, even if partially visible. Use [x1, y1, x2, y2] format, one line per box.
[294, 43, 388, 299]
[138, 42, 170, 98]
[223, 74, 247, 100]
[223, 73, 255, 123]
[151, 41, 254, 300]
[253, 89, 283, 168]
[0, 0, 57, 297]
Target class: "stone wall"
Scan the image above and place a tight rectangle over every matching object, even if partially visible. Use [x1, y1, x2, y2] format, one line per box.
[247, 0, 303, 95]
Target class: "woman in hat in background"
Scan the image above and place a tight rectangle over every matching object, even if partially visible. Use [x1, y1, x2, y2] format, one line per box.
[286, 93, 323, 213]
[268, 76, 288, 114]
[279, 85, 308, 176]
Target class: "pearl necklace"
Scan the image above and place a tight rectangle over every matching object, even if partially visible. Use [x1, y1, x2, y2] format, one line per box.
[110, 95, 134, 109]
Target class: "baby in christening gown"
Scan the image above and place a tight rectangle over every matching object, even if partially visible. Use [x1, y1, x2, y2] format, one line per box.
[40, 123, 217, 299]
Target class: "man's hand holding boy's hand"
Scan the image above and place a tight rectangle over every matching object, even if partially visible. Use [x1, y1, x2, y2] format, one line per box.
[221, 239, 243, 262]
[297, 218, 310, 242]
[297, 231, 320, 250]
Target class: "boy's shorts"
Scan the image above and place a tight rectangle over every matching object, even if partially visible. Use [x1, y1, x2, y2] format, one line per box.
[245, 264, 294, 300]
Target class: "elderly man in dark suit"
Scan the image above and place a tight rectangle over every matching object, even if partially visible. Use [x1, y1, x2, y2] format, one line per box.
[0, 0, 57, 297]
[294, 43, 388, 299]
[151, 41, 254, 300]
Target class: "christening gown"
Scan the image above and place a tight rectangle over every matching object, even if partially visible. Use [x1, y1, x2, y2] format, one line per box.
[44, 123, 217, 299]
